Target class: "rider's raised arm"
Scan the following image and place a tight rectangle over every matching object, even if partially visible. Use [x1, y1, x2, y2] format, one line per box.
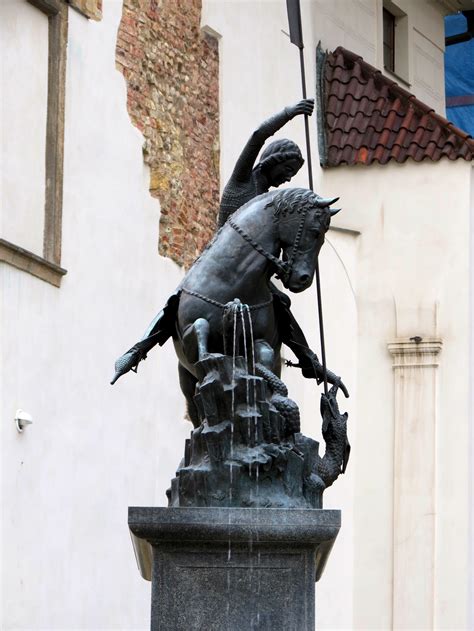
[229, 99, 314, 184]
[229, 107, 292, 183]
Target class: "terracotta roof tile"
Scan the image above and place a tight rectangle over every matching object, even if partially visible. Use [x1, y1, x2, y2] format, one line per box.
[318, 46, 474, 167]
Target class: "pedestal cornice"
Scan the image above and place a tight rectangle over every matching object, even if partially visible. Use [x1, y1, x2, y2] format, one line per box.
[129, 506, 341, 583]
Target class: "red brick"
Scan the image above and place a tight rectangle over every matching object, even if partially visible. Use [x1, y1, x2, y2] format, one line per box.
[116, 0, 219, 268]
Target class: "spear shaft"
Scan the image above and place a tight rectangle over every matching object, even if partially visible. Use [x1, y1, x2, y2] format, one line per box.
[298, 48, 314, 190]
[287, 0, 328, 396]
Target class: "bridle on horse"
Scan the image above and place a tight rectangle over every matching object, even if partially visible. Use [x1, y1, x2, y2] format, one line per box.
[181, 202, 314, 311]
[228, 203, 311, 285]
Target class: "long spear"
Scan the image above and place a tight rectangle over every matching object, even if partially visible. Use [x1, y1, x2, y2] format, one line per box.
[286, 0, 329, 396]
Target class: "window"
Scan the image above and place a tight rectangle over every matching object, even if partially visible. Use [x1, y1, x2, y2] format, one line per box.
[0, 0, 68, 287]
[382, 0, 409, 85]
[383, 8, 395, 73]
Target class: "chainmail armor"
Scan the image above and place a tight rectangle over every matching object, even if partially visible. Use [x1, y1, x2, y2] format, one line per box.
[217, 108, 303, 228]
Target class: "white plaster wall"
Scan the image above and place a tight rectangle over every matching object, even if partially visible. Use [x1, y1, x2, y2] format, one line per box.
[406, 0, 446, 113]
[411, 27, 446, 115]
[312, 0, 378, 65]
[1, 0, 48, 255]
[323, 159, 472, 630]
[376, 0, 446, 113]
[2, 2, 187, 628]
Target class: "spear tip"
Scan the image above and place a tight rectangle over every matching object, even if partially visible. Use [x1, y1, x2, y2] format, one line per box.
[286, 0, 304, 49]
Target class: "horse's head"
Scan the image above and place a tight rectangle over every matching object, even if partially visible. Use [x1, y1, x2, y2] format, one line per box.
[271, 188, 340, 292]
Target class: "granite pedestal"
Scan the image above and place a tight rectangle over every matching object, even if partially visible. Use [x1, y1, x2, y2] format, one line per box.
[129, 507, 340, 631]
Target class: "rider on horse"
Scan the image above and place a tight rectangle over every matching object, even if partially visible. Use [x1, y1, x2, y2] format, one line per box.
[111, 101, 347, 397]
[216, 99, 347, 395]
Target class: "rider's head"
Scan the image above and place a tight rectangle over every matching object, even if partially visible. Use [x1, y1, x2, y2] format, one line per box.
[258, 139, 304, 188]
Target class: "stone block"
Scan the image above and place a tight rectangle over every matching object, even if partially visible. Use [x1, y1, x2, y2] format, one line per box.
[129, 507, 341, 631]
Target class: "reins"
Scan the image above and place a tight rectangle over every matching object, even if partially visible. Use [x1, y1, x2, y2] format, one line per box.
[228, 205, 310, 285]
[228, 217, 287, 279]
[182, 202, 311, 314]
[181, 287, 273, 311]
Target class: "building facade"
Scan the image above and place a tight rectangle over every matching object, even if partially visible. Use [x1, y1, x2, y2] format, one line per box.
[2, 0, 473, 629]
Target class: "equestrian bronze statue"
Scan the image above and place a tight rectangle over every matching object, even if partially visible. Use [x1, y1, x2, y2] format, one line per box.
[112, 101, 346, 397]
[112, 107, 350, 509]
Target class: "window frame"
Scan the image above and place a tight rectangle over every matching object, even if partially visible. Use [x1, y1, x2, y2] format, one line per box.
[0, 0, 68, 287]
[383, 8, 396, 73]
[381, 0, 410, 86]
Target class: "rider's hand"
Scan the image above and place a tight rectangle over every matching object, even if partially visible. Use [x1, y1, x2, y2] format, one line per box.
[286, 98, 314, 119]
[303, 360, 349, 399]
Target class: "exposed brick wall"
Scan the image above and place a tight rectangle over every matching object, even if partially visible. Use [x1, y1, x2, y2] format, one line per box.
[116, 0, 219, 268]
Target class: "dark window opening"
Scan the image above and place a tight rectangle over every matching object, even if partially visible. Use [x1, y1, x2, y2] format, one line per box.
[383, 8, 395, 72]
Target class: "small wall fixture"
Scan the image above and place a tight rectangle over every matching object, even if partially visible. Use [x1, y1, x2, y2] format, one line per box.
[15, 409, 33, 433]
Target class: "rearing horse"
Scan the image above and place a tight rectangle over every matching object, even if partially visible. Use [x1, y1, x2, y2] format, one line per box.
[111, 188, 346, 425]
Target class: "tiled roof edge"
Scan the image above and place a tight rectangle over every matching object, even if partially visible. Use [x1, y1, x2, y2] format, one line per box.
[323, 46, 474, 168]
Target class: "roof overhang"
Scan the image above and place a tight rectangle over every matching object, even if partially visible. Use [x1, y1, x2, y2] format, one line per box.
[436, 0, 474, 15]
[317, 46, 474, 168]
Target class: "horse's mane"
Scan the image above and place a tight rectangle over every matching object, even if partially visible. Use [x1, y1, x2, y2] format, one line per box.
[189, 189, 326, 269]
[266, 188, 327, 222]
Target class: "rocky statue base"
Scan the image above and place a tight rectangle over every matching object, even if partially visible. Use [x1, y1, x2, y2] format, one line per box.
[167, 354, 348, 510]
[129, 506, 340, 631]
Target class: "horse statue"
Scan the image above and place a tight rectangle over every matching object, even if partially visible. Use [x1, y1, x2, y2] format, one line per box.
[112, 187, 347, 429]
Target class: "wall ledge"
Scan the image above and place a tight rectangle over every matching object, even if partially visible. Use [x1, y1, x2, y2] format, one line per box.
[0, 238, 67, 287]
[388, 337, 443, 367]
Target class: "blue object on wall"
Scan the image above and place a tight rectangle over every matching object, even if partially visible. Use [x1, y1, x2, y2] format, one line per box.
[445, 14, 474, 135]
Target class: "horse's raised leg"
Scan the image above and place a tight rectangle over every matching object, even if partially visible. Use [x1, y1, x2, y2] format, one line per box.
[193, 318, 210, 360]
[181, 317, 210, 364]
[178, 318, 212, 428]
[178, 362, 200, 428]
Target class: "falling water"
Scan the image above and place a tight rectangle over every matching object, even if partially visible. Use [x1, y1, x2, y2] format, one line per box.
[246, 304, 256, 374]
[245, 304, 258, 445]
[229, 301, 238, 518]
[239, 304, 251, 450]
[226, 567, 231, 626]
[231, 302, 238, 435]
[256, 549, 261, 625]
[227, 301, 263, 625]
[245, 304, 262, 622]
[228, 460, 233, 564]
[227, 302, 239, 621]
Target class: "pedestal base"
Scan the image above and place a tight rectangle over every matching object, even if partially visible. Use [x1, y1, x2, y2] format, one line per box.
[129, 507, 340, 631]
